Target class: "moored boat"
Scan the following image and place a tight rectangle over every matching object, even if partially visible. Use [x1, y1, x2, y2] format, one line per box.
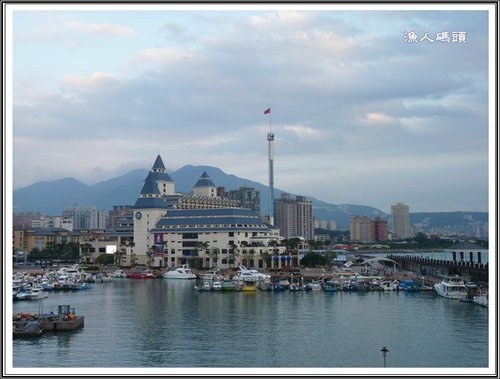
[162, 265, 197, 279]
[199, 269, 224, 281]
[211, 281, 223, 291]
[111, 270, 127, 278]
[222, 279, 236, 291]
[16, 287, 48, 300]
[194, 281, 212, 291]
[127, 270, 155, 279]
[380, 279, 400, 291]
[323, 280, 338, 292]
[399, 279, 421, 292]
[232, 265, 271, 282]
[433, 275, 467, 299]
[472, 293, 488, 307]
[241, 280, 257, 291]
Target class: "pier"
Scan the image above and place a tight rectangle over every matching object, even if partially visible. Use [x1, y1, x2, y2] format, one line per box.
[13, 305, 84, 338]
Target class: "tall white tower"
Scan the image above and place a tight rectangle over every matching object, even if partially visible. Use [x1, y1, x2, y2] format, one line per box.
[265, 107, 274, 225]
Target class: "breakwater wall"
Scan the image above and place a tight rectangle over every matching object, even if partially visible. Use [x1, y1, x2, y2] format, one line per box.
[388, 254, 488, 287]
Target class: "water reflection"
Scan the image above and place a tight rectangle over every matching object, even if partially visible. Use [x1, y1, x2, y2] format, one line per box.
[12, 279, 488, 369]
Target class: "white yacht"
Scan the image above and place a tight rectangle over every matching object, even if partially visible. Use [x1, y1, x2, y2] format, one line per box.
[16, 287, 48, 300]
[232, 265, 271, 282]
[199, 269, 224, 281]
[434, 275, 468, 299]
[162, 264, 197, 279]
[111, 270, 127, 278]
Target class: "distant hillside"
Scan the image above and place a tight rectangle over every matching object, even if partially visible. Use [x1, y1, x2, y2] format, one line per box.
[410, 212, 488, 228]
[13, 166, 486, 230]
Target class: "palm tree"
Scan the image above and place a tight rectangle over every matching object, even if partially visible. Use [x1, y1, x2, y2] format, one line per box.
[80, 243, 93, 264]
[146, 247, 155, 269]
[130, 252, 138, 268]
[115, 240, 130, 268]
[209, 248, 220, 268]
[228, 243, 239, 267]
[197, 241, 210, 268]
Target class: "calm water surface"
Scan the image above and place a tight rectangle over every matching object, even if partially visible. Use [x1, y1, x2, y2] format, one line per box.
[10, 279, 490, 374]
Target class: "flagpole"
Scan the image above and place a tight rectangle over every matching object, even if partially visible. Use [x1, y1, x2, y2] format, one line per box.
[269, 107, 272, 133]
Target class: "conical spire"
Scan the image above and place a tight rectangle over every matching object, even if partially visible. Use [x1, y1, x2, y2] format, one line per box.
[194, 171, 216, 187]
[152, 155, 166, 171]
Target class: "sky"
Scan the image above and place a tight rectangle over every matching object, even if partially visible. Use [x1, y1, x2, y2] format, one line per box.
[6, 3, 495, 214]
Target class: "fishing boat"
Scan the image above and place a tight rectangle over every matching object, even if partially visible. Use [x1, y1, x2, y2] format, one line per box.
[127, 270, 155, 279]
[323, 281, 339, 292]
[211, 281, 223, 291]
[241, 280, 257, 291]
[398, 279, 421, 292]
[111, 270, 127, 278]
[222, 279, 236, 291]
[16, 287, 48, 300]
[304, 281, 323, 291]
[433, 275, 467, 299]
[380, 279, 400, 291]
[194, 281, 212, 291]
[162, 265, 197, 279]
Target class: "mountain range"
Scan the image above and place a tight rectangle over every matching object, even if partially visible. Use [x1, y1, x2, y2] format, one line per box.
[13, 165, 488, 231]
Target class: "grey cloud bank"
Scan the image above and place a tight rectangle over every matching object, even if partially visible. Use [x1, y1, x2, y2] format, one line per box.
[9, 5, 493, 213]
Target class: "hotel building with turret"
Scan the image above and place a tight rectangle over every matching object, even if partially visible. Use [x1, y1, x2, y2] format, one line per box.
[128, 155, 286, 269]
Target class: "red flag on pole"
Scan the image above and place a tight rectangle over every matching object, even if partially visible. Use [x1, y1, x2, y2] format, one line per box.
[264, 108, 271, 115]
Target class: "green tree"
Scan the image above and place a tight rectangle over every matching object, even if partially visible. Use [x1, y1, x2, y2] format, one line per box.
[228, 243, 239, 267]
[146, 247, 155, 268]
[114, 245, 127, 268]
[95, 254, 114, 265]
[261, 252, 272, 268]
[80, 243, 93, 264]
[300, 252, 328, 268]
[209, 248, 220, 268]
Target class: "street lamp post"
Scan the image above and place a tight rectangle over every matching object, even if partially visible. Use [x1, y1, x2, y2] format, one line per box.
[380, 346, 389, 367]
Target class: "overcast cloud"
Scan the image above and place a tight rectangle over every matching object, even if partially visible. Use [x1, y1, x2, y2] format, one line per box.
[7, 4, 494, 213]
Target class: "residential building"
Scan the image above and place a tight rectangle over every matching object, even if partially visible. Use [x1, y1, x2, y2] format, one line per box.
[350, 215, 388, 242]
[274, 193, 314, 241]
[107, 205, 134, 229]
[296, 196, 314, 241]
[228, 186, 261, 214]
[314, 219, 337, 231]
[391, 202, 411, 239]
[371, 216, 388, 242]
[349, 215, 372, 242]
[62, 204, 107, 230]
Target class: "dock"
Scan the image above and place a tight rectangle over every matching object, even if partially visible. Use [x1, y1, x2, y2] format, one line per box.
[13, 305, 84, 338]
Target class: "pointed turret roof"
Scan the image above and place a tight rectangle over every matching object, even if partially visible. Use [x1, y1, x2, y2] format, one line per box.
[152, 155, 166, 171]
[134, 155, 178, 209]
[194, 171, 216, 187]
[139, 172, 161, 195]
[149, 154, 173, 182]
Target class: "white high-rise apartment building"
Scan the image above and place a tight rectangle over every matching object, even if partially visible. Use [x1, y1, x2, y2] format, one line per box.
[274, 193, 314, 240]
[391, 202, 411, 239]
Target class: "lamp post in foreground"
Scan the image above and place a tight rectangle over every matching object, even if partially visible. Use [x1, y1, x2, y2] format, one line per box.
[380, 346, 389, 367]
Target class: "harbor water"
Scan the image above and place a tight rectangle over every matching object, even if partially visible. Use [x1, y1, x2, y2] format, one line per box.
[9, 278, 491, 375]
